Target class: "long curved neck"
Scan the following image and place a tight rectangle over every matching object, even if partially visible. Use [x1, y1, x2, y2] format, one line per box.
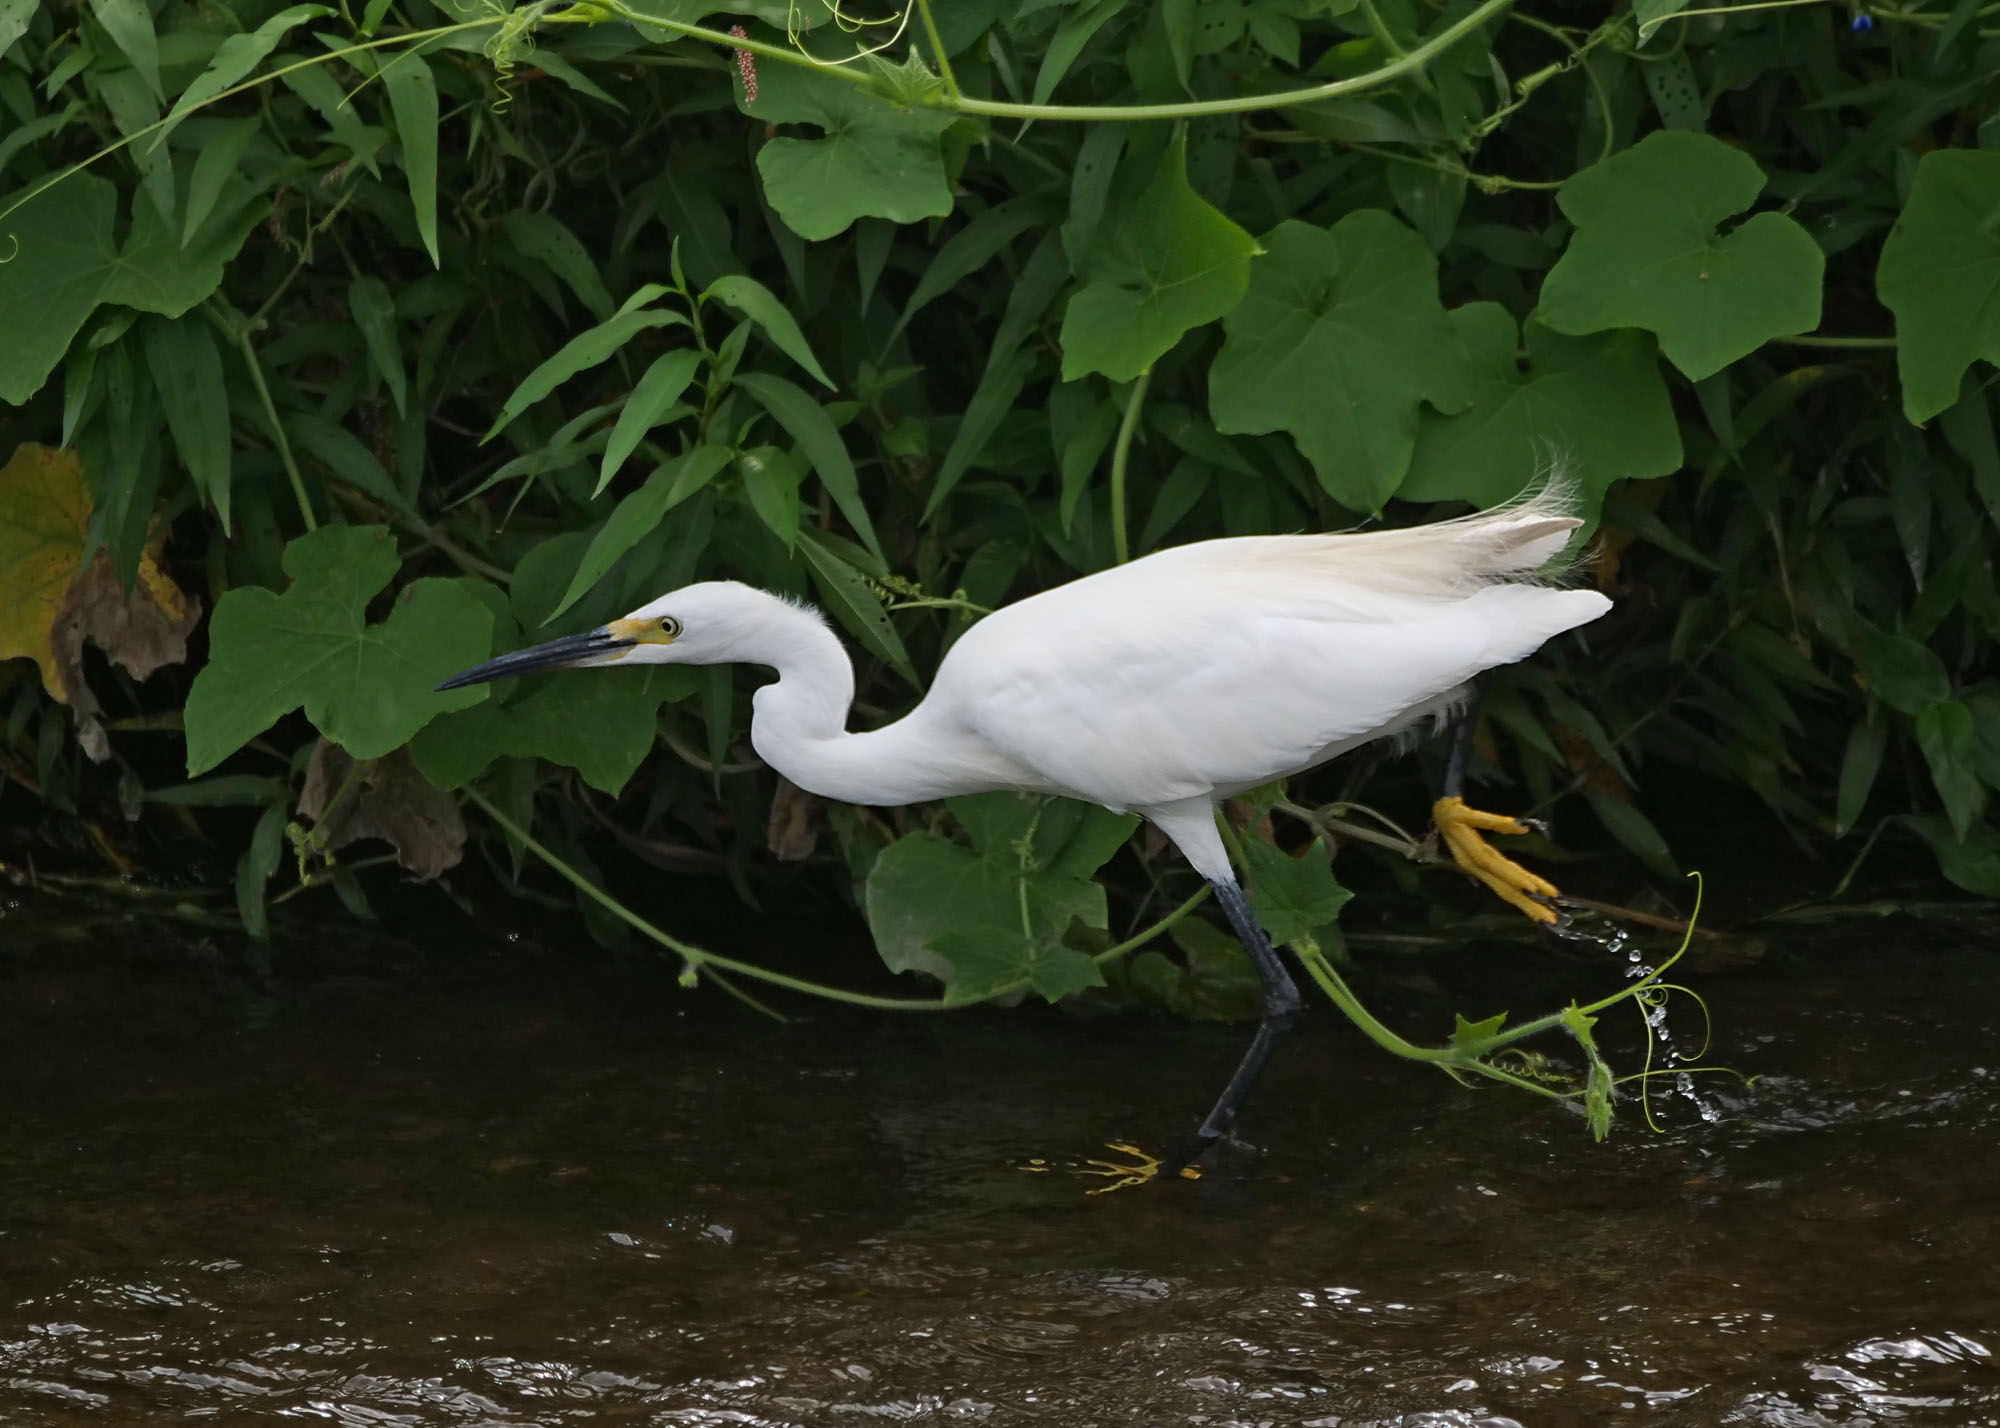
[742, 599, 1006, 807]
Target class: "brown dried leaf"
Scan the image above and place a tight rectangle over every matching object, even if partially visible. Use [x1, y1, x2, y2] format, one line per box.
[0, 443, 201, 761]
[52, 550, 201, 761]
[299, 741, 467, 881]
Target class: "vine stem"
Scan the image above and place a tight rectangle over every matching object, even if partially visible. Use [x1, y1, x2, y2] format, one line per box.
[462, 785, 1203, 1009]
[583, 0, 1512, 122]
[6, 0, 1515, 242]
[913, 0, 961, 101]
[220, 309, 317, 533]
[1210, 820, 1709, 1102]
[1775, 334, 1897, 349]
[1108, 367, 1152, 565]
[465, 784, 951, 1010]
[1098, 886, 1210, 963]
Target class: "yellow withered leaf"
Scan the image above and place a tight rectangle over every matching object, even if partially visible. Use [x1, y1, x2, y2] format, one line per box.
[0, 443, 92, 703]
[0, 442, 201, 759]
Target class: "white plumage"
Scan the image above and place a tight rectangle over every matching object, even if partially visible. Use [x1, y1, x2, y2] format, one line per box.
[580, 489, 1608, 882]
[439, 487, 1611, 1169]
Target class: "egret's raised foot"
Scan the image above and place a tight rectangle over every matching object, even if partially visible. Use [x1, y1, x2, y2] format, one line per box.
[1433, 794, 1561, 925]
[1022, 1142, 1203, 1194]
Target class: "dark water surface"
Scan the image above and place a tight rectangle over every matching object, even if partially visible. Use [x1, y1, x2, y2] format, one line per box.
[2, 899, 1996, 1427]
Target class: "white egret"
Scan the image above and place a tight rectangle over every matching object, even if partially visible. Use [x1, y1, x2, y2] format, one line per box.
[440, 488, 1610, 1170]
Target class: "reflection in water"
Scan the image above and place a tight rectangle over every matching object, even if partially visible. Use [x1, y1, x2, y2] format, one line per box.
[1, 903, 1996, 1426]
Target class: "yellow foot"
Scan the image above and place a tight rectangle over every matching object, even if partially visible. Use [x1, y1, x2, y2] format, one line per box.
[1433, 795, 1561, 925]
[1023, 1143, 1203, 1194]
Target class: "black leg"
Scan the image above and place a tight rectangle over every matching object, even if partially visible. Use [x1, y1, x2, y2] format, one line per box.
[1163, 878, 1302, 1175]
[1443, 683, 1481, 801]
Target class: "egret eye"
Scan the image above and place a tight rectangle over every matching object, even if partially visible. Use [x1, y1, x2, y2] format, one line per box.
[659, 616, 682, 638]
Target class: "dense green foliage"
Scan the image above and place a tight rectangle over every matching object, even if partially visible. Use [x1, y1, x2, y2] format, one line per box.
[2, 0, 1998, 1006]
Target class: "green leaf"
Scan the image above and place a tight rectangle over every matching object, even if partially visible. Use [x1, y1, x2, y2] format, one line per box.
[864, 820, 1109, 1003]
[1163, 0, 1196, 89]
[140, 315, 232, 528]
[950, 790, 1041, 857]
[531, 47, 622, 106]
[0, 175, 118, 405]
[381, 47, 441, 268]
[348, 275, 406, 415]
[732, 370, 883, 563]
[1834, 712, 1887, 837]
[1915, 700, 1986, 840]
[598, 349, 702, 495]
[236, 799, 288, 941]
[484, 308, 686, 440]
[1402, 306, 1682, 512]
[1061, 121, 1126, 269]
[925, 233, 1072, 519]
[1039, 801, 1140, 878]
[703, 273, 832, 387]
[496, 210, 615, 320]
[657, 156, 740, 287]
[285, 411, 411, 517]
[1050, 380, 1119, 534]
[737, 444, 802, 550]
[797, 525, 919, 688]
[276, 61, 383, 176]
[888, 193, 1057, 348]
[1209, 212, 1471, 511]
[182, 116, 259, 247]
[95, 66, 173, 225]
[743, 59, 957, 240]
[1632, 0, 1690, 43]
[104, 168, 265, 317]
[1451, 1011, 1508, 1052]
[1142, 916, 1263, 1021]
[1848, 618, 1950, 716]
[1, 0, 38, 59]
[151, 5, 327, 153]
[183, 525, 494, 775]
[1033, 0, 1126, 105]
[1241, 835, 1351, 947]
[1878, 149, 2000, 424]
[412, 664, 696, 795]
[1904, 814, 2000, 896]
[1641, 49, 1705, 131]
[554, 445, 733, 621]
[1388, 163, 1466, 253]
[0, 172, 252, 402]
[90, 0, 162, 101]
[937, 925, 1106, 1004]
[931, 345, 1034, 513]
[1539, 131, 1824, 381]
[1586, 792, 1679, 880]
[145, 774, 288, 807]
[1058, 132, 1259, 383]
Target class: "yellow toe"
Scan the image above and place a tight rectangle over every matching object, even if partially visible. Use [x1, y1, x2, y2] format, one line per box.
[1076, 1142, 1201, 1194]
[1433, 796, 1561, 925]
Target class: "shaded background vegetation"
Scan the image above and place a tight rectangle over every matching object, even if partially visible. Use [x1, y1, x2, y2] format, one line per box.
[1, 0, 1997, 1004]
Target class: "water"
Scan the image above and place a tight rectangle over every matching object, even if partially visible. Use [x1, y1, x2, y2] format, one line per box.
[2, 898, 1996, 1426]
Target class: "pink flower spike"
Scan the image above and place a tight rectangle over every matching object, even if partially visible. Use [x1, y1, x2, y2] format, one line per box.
[730, 26, 758, 104]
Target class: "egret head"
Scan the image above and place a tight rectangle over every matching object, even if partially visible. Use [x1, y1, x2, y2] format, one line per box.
[436, 581, 786, 690]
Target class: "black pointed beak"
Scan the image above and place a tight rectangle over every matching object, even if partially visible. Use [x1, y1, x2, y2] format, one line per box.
[436, 626, 638, 691]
